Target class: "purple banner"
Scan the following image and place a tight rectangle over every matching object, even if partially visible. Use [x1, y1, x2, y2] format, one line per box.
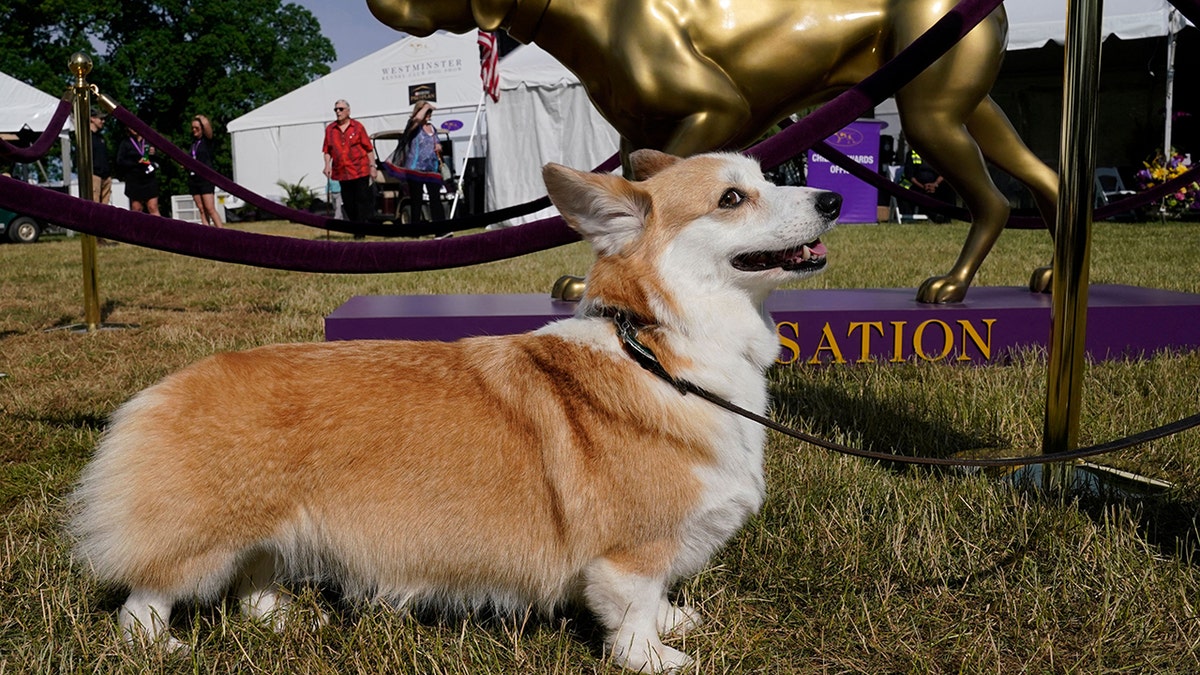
[806, 120, 886, 223]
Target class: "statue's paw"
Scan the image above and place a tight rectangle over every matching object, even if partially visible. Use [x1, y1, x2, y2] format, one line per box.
[1029, 265, 1053, 294]
[551, 274, 586, 302]
[916, 275, 968, 304]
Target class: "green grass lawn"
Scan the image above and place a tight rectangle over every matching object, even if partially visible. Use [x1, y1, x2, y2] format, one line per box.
[2, 220, 1199, 673]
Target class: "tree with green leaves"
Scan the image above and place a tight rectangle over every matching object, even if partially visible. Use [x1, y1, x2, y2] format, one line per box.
[0, 0, 335, 203]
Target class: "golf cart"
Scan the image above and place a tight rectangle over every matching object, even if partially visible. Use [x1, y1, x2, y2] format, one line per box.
[0, 206, 60, 243]
[2, 151, 67, 243]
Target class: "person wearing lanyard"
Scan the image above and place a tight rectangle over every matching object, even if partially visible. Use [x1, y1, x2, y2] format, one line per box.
[187, 114, 224, 228]
[116, 125, 160, 215]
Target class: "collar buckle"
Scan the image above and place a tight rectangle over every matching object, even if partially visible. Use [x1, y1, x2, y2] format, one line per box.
[609, 310, 688, 393]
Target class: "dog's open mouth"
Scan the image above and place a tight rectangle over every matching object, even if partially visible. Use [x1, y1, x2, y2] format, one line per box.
[731, 240, 827, 272]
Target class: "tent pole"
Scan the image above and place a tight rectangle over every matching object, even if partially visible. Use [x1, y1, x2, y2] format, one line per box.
[1158, 10, 1178, 220]
[450, 90, 487, 219]
[1163, 10, 1177, 159]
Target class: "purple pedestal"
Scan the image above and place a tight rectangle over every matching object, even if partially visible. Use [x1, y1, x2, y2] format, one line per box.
[325, 293, 580, 342]
[325, 285, 1200, 365]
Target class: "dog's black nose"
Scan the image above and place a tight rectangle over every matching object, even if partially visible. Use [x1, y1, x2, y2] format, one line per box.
[816, 191, 842, 220]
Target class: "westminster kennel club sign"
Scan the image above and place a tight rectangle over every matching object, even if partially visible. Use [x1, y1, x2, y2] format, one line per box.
[325, 285, 1200, 365]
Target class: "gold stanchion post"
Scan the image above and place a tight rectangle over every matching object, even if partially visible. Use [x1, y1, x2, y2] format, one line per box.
[1042, 0, 1104, 491]
[57, 55, 131, 334]
[68, 52, 101, 332]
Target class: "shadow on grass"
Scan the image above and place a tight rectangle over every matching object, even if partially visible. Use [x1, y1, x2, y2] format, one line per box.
[770, 378, 1007, 466]
[92, 582, 611, 662]
[100, 298, 121, 322]
[42, 300, 127, 330]
[1077, 490, 1200, 567]
[1136, 497, 1200, 564]
[772, 374, 1200, 565]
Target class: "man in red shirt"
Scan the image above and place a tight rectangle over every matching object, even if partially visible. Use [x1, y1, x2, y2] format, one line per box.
[322, 99, 378, 227]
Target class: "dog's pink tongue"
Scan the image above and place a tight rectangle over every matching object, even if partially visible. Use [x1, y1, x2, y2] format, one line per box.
[806, 242, 827, 257]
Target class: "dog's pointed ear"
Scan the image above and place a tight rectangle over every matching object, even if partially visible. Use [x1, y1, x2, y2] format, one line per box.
[471, 0, 512, 30]
[629, 149, 681, 181]
[543, 163, 651, 255]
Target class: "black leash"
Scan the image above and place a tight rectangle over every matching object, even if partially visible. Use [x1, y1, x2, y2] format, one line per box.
[606, 310, 1200, 468]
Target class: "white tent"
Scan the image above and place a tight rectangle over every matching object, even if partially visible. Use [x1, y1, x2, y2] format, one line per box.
[1006, 0, 1190, 50]
[0, 70, 122, 209]
[227, 31, 486, 201]
[483, 44, 619, 227]
[0, 70, 73, 135]
[0, 70, 73, 184]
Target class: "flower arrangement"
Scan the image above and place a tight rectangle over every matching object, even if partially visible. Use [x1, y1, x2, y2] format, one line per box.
[1136, 148, 1200, 218]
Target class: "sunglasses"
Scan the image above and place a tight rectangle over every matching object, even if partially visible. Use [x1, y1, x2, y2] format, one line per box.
[334, 107, 346, 112]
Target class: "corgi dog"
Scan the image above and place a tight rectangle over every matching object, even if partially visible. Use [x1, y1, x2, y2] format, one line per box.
[70, 150, 841, 672]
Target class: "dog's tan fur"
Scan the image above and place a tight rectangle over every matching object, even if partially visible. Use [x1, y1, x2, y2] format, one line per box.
[71, 150, 840, 671]
[81, 337, 710, 592]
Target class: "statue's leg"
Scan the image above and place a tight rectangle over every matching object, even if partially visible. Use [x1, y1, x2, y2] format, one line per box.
[966, 97, 1058, 228]
[894, 6, 1015, 303]
[966, 97, 1060, 292]
[904, 115, 1012, 304]
[661, 107, 750, 158]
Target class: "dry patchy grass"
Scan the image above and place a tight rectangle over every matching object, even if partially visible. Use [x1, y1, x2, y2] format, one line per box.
[2, 220, 1200, 673]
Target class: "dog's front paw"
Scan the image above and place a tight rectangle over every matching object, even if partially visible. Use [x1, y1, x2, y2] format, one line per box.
[657, 601, 702, 637]
[611, 640, 694, 673]
[916, 275, 968, 304]
[164, 636, 191, 655]
[1029, 265, 1053, 293]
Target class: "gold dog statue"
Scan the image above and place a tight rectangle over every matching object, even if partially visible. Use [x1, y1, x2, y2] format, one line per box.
[368, 0, 1059, 303]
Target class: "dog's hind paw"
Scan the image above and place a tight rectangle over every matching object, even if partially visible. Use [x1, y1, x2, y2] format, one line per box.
[652, 645, 694, 673]
[612, 641, 694, 673]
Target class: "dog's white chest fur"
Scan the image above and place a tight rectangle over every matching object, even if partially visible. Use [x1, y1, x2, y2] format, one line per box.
[676, 420, 767, 576]
[543, 313, 770, 580]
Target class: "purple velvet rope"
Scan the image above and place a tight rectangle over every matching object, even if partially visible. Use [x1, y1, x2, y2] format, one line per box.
[0, 98, 72, 162]
[0, 173, 581, 272]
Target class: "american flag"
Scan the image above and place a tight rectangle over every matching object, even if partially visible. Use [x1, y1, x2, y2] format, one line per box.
[478, 30, 500, 102]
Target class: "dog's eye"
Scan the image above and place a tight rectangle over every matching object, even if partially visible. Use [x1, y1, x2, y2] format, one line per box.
[718, 188, 745, 209]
